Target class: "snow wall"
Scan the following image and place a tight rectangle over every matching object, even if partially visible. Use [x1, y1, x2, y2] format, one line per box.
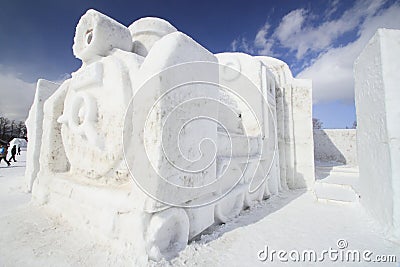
[354, 28, 400, 242]
[313, 129, 357, 166]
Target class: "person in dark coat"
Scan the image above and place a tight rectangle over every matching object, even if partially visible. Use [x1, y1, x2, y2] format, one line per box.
[0, 144, 11, 166]
[8, 145, 17, 162]
[17, 146, 21, 155]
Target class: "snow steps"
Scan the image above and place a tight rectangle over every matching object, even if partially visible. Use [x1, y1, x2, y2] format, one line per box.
[314, 181, 359, 204]
[314, 165, 360, 204]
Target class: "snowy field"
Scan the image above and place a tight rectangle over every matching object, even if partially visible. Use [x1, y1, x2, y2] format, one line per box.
[0, 151, 399, 266]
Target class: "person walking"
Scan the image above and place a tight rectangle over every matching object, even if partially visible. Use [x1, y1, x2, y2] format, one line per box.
[0, 145, 11, 166]
[17, 146, 21, 155]
[8, 145, 17, 163]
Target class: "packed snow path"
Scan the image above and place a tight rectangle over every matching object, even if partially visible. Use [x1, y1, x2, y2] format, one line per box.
[0, 152, 399, 266]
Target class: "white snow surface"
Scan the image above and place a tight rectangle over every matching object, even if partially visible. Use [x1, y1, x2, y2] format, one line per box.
[0, 153, 399, 266]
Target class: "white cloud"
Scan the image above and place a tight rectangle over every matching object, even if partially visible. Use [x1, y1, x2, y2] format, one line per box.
[274, 0, 388, 59]
[274, 9, 306, 45]
[230, 0, 400, 103]
[254, 22, 274, 55]
[325, 0, 340, 18]
[230, 39, 239, 51]
[230, 37, 255, 54]
[297, 2, 400, 103]
[0, 68, 36, 121]
[231, 1, 387, 58]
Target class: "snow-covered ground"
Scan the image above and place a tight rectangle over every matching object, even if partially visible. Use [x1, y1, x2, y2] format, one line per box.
[0, 151, 399, 266]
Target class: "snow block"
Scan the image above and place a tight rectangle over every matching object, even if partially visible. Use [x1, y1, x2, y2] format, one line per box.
[291, 80, 314, 189]
[25, 79, 59, 192]
[355, 28, 400, 242]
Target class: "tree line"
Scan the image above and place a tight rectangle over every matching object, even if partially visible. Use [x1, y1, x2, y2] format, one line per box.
[0, 116, 27, 142]
[313, 118, 357, 129]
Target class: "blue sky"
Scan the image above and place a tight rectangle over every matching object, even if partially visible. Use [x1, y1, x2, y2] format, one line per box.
[0, 0, 399, 128]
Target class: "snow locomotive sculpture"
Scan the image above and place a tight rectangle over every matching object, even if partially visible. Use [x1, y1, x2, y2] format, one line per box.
[26, 9, 314, 262]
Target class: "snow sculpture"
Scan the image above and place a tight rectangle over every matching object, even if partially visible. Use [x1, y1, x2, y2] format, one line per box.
[27, 9, 314, 263]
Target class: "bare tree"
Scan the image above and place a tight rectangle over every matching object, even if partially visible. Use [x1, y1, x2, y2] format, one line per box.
[313, 118, 323, 129]
[0, 117, 11, 138]
[0, 116, 27, 140]
[17, 121, 26, 137]
[10, 120, 16, 136]
[0, 117, 5, 136]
